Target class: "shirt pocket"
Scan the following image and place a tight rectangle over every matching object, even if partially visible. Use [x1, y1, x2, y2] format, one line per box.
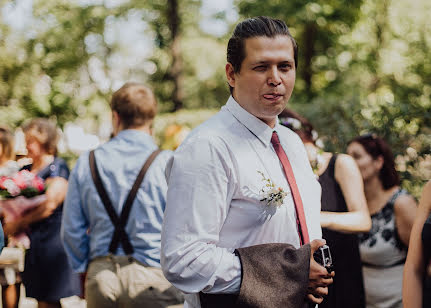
[235, 185, 267, 211]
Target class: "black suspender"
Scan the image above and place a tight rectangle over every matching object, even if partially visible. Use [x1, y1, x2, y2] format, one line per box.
[89, 149, 162, 255]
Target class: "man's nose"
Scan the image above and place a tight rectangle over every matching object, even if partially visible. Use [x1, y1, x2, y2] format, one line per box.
[267, 67, 281, 86]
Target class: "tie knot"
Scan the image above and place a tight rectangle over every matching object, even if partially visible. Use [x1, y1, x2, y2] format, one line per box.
[271, 131, 280, 146]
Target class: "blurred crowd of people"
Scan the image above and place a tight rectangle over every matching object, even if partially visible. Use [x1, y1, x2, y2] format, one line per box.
[1, 88, 429, 308]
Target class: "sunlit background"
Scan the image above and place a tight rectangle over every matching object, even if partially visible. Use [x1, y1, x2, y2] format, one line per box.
[0, 0, 430, 198]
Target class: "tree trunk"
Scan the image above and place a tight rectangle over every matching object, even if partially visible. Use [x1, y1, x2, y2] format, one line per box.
[302, 22, 317, 99]
[167, 0, 184, 111]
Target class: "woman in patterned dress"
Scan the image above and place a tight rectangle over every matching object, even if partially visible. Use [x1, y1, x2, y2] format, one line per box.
[347, 134, 417, 308]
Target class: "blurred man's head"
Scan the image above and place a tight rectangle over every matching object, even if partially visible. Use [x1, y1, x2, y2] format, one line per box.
[110, 83, 157, 135]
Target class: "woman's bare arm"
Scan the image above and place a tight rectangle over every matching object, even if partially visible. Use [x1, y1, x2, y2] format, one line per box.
[394, 193, 417, 247]
[320, 154, 371, 233]
[403, 181, 431, 308]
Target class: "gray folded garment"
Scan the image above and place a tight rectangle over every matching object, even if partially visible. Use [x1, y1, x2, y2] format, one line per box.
[199, 243, 311, 308]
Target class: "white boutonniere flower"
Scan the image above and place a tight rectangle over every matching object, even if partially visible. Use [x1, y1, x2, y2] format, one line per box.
[258, 170, 287, 207]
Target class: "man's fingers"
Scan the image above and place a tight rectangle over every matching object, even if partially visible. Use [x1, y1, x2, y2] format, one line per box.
[307, 286, 328, 304]
[309, 277, 333, 288]
[309, 260, 333, 281]
[310, 239, 326, 253]
[307, 293, 324, 304]
[312, 286, 328, 297]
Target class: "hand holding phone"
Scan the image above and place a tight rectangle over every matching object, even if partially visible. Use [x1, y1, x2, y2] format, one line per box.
[313, 244, 333, 273]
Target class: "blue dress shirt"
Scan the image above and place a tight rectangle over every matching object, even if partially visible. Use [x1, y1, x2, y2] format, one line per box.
[61, 129, 172, 273]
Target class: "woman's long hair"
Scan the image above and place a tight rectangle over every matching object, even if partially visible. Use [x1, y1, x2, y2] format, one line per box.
[348, 134, 400, 189]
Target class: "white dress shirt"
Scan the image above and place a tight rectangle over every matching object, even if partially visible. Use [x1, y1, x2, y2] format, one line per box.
[161, 96, 322, 308]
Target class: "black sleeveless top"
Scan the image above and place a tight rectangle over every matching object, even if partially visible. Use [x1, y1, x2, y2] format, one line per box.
[422, 213, 431, 307]
[318, 155, 365, 308]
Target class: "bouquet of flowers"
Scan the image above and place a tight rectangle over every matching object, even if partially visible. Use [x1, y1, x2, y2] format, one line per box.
[0, 170, 47, 248]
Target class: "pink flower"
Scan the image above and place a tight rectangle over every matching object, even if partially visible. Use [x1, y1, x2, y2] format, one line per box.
[0, 170, 46, 198]
[13, 170, 34, 189]
[0, 176, 7, 189]
[32, 177, 45, 192]
[3, 179, 20, 196]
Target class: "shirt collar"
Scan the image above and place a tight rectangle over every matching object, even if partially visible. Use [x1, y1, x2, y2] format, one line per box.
[225, 96, 281, 147]
[115, 129, 155, 146]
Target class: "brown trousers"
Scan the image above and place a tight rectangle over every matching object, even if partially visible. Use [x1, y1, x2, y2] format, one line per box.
[85, 255, 183, 308]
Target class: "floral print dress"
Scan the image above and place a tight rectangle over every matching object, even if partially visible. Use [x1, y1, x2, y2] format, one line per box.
[359, 189, 408, 308]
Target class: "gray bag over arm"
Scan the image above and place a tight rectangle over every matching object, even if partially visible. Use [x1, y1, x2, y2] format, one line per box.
[199, 243, 311, 308]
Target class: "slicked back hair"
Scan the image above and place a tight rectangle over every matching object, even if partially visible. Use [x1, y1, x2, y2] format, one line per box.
[227, 16, 298, 93]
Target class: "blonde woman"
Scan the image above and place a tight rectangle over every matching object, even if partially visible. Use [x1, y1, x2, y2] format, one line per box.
[4, 119, 79, 308]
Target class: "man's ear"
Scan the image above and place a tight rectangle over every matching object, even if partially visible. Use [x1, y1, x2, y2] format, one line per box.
[112, 111, 121, 136]
[225, 63, 236, 88]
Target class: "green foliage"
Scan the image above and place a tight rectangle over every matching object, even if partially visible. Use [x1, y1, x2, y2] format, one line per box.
[143, 0, 231, 112]
[0, 0, 429, 196]
[0, 0, 230, 128]
[239, 0, 431, 196]
[0, 1, 122, 128]
[237, 0, 363, 100]
[153, 108, 218, 148]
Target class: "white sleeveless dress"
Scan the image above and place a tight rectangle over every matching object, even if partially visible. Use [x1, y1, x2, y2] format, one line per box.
[359, 189, 408, 308]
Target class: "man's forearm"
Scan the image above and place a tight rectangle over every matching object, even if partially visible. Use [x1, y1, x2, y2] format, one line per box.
[162, 243, 242, 294]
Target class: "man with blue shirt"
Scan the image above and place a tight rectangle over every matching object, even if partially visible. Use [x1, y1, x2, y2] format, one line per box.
[62, 83, 182, 308]
[161, 17, 334, 308]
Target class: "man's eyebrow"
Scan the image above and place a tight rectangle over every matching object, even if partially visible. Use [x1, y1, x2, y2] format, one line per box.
[250, 60, 294, 65]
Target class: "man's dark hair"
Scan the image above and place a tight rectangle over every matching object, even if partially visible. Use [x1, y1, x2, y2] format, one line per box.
[227, 16, 298, 93]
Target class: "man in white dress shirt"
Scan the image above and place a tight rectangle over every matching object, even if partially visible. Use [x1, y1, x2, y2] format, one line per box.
[161, 16, 334, 308]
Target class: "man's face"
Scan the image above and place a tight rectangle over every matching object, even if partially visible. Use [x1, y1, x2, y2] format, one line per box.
[226, 35, 296, 128]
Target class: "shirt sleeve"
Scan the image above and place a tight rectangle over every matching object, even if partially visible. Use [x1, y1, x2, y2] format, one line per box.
[161, 135, 242, 294]
[61, 156, 90, 273]
[54, 158, 70, 180]
[144, 150, 172, 213]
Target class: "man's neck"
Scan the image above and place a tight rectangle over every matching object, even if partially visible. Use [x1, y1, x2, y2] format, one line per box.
[118, 125, 152, 136]
[231, 95, 277, 128]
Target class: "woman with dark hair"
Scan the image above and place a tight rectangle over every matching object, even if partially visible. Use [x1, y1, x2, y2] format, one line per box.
[403, 180, 431, 308]
[4, 119, 80, 308]
[279, 110, 371, 308]
[347, 134, 417, 308]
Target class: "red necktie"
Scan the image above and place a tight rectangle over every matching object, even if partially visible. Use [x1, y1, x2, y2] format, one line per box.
[271, 131, 310, 245]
